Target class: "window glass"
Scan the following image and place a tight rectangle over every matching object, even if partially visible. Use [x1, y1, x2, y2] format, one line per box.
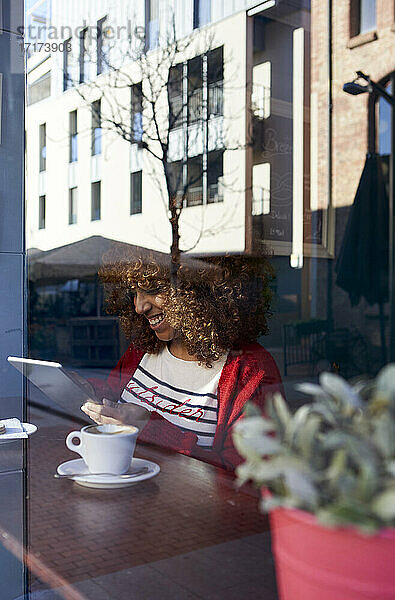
[378, 82, 392, 157]
[19, 2, 394, 598]
[359, 0, 376, 34]
[69, 187, 78, 224]
[69, 110, 78, 162]
[63, 38, 73, 90]
[39, 123, 46, 172]
[194, 0, 211, 29]
[38, 195, 45, 229]
[92, 100, 102, 155]
[131, 83, 143, 143]
[79, 27, 90, 83]
[188, 55, 203, 124]
[91, 181, 101, 220]
[97, 16, 110, 74]
[207, 150, 223, 203]
[130, 171, 142, 214]
[168, 64, 183, 130]
[147, 0, 160, 50]
[186, 154, 203, 206]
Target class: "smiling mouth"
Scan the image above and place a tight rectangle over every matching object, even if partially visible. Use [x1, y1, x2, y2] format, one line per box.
[146, 313, 165, 329]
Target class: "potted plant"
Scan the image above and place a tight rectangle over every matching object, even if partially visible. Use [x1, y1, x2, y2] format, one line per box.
[233, 365, 395, 600]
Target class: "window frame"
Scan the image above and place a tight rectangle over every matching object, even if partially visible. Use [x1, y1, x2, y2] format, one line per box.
[38, 195, 46, 230]
[69, 110, 78, 163]
[63, 37, 73, 91]
[91, 181, 101, 221]
[69, 187, 78, 225]
[130, 171, 143, 215]
[39, 123, 46, 172]
[131, 83, 143, 143]
[97, 16, 109, 75]
[79, 27, 89, 84]
[91, 100, 102, 156]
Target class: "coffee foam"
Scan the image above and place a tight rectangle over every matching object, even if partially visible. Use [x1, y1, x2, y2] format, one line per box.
[86, 425, 137, 435]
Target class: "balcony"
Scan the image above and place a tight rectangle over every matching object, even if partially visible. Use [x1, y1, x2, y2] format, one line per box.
[186, 186, 203, 207]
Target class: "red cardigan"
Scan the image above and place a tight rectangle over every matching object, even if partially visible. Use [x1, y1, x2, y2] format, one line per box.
[90, 342, 283, 471]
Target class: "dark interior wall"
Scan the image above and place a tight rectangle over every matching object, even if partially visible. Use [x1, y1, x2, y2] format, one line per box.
[0, 0, 27, 597]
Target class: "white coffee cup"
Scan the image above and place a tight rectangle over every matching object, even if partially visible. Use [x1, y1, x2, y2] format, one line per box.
[66, 424, 139, 475]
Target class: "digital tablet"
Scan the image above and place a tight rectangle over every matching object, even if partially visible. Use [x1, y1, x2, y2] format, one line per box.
[7, 356, 100, 420]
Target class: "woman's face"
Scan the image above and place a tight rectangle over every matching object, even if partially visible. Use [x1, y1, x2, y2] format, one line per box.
[133, 286, 175, 341]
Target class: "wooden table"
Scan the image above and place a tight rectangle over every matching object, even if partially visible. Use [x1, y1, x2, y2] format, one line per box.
[26, 418, 278, 599]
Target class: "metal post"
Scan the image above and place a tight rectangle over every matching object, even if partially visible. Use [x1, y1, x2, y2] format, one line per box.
[389, 73, 395, 361]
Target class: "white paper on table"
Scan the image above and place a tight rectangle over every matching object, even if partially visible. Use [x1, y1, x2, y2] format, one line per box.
[0, 418, 28, 439]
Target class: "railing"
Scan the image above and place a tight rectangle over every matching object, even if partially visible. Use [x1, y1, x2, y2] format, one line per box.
[251, 84, 271, 119]
[208, 81, 223, 117]
[169, 95, 184, 129]
[207, 183, 223, 203]
[186, 186, 203, 206]
[188, 88, 204, 124]
[169, 82, 224, 129]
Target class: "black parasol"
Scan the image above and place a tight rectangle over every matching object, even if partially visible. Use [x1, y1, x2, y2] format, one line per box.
[335, 152, 388, 361]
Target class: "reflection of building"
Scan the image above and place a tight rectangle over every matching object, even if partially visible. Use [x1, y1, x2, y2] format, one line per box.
[26, 0, 395, 370]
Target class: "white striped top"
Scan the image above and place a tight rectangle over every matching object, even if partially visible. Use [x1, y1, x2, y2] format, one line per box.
[120, 346, 227, 448]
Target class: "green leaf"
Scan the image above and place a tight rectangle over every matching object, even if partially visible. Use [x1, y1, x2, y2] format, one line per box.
[372, 414, 395, 459]
[297, 414, 322, 460]
[259, 494, 298, 513]
[371, 487, 395, 521]
[284, 405, 312, 447]
[284, 468, 318, 508]
[319, 372, 362, 409]
[271, 393, 291, 433]
[317, 503, 379, 534]
[376, 364, 395, 401]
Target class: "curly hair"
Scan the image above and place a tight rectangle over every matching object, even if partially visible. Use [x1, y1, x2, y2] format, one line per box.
[99, 247, 275, 367]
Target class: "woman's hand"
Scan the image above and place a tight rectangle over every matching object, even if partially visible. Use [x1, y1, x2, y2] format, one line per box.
[81, 399, 150, 431]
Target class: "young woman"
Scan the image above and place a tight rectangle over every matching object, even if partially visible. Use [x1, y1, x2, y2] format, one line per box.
[81, 251, 283, 471]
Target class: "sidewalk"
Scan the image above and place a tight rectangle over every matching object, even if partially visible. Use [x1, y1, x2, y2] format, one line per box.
[27, 533, 277, 600]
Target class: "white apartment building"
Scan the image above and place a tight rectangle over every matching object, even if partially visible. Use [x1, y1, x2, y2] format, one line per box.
[26, 0, 316, 268]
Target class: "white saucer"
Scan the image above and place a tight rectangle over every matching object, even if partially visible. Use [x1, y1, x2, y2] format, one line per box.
[56, 457, 160, 489]
[0, 423, 37, 445]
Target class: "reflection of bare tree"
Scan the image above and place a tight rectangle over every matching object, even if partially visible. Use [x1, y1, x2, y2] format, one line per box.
[67, 17, 245, 280]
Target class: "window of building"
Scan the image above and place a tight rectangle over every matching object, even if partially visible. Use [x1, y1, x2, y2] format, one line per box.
[207, 150, 224, 203]
[26, 0, 51, 57]
[130, 171, 142, 214]
[38, 195, 46, 229]
[186, 155, 203, 206]
[168, 64, 184, 130]
[91, 181, 101, 221]
[131, 83, 143, 143]
[167, 160, 184, 208]
[69, 110, 78, 163]
[188, 56, 203, 125]
[378, 82, 392, 157]
[92, 100, 102, 155]
[146, 0, 160, 50]
[63, 37, 73, 91]
[79, 27, 90, 84]
[39, 123, 46, 172]
[207, 47, 223, 118]
[193, 0, 211, 29]
[350, 0, 376, 37]
[69, 187, 78, 225]
[97, 16, 110, 75]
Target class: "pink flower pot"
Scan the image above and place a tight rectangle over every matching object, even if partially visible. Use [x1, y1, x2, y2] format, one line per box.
[269, 507, 395, 600]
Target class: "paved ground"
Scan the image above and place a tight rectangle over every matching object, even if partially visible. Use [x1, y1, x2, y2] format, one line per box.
[26, 533, 277, 600]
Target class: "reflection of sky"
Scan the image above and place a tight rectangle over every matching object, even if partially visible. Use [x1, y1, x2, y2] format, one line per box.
[26, 0, 40, 13]
[26, 0, 49, 18]
[379, 83, 392, 156]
